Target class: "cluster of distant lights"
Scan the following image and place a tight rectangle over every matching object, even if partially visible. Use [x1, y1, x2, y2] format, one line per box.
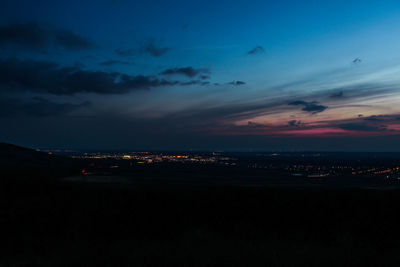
[71, 152, 237, 165]
[75, 152, 400, 177]
[38, 149, 400, 179]
[281, 164, 400, 179]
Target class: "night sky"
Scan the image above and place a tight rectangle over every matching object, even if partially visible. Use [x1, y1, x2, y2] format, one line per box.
[2, 0, 400, 151]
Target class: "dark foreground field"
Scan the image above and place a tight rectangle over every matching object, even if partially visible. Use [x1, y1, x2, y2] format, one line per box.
[2, 174, 400, 267]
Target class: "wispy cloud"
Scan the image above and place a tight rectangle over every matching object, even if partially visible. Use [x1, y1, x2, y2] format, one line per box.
[288, 100, 327, 114]
[99, 60, 132, 66]
[140, 39, 170, 57]
[247, 46, 265, 55]
[0, 58, 179, 95]
[228, 81, 246, 86]
[160, 67, 210, 78]
[115, 48, 135, 57]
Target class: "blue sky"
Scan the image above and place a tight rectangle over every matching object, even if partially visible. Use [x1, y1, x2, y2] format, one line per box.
[2, 0, 400, 150]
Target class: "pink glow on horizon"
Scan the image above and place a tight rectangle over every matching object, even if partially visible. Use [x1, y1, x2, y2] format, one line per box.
[387, 124, 400, 131]
[277, 126, 400, 137]
[216, 126, 400, 137]
[277, 128, 355, 137]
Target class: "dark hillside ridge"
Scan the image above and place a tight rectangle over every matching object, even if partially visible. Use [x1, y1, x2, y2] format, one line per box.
[0, 142, 79, 178]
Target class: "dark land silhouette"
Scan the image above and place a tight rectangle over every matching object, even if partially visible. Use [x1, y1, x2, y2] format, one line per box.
[2, 143, 400, 266]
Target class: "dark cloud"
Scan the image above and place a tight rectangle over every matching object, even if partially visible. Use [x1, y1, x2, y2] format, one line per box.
[99, 60, 132, 66]
[247, 46, 265, 55]
[353, 58, 362, 64]
[160, 67, 210, 78]
[330, 91, 344, 98]
[116, 40, 170, 57]
[288, 120, 302, 127]
[364, 115, 385, 122]
[0, 58, 179, 95]
[0, 96, 89, 117]
[115, 48, 135, 57]
[52, 29, 95, 50]
[140, 39, 170, 57]
[338, 123, 386, 132]
[228, 81, 246, 86]
[288, 100, 327, 114]
[0, 22, 47, 51]
[0, 22, 95, 52]
[179, 80, 210, 86]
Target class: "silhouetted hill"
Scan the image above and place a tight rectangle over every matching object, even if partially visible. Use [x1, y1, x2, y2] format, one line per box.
[0, 143, 78, 178]
[0, 143, 56, 166]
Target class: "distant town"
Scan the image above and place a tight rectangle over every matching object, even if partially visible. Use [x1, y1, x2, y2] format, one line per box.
[37, 149, 400, 180]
